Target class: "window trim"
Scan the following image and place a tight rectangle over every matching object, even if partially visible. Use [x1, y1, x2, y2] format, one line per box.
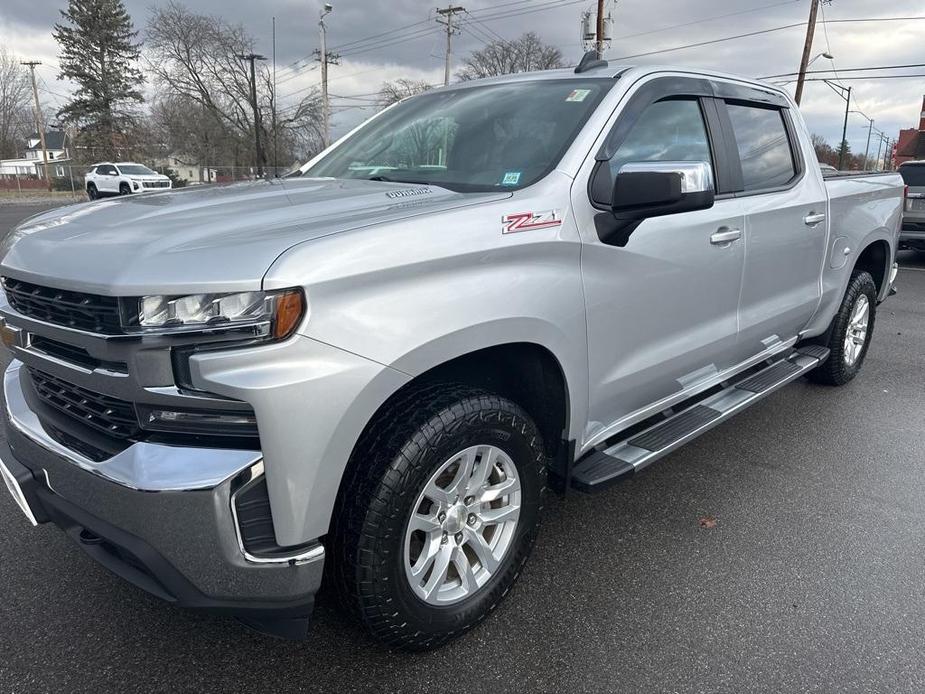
[587, 76, 739, 209]
[722, 99, 805, 197]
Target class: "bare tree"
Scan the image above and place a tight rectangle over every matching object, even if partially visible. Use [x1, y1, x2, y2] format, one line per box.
[0, 48, 33, 159]
[378, 79, 432, 109]
[457, 32, 563, 81]
[146, 1, 323, 171]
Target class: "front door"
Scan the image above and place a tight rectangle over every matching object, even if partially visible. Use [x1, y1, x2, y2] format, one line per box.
[572, 92, 747, 446]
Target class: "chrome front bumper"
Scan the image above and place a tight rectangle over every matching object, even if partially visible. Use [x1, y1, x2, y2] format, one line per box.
[0, 360, 324, 617]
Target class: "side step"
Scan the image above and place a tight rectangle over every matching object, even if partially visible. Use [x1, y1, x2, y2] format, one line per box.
[570, 347, 829, 493]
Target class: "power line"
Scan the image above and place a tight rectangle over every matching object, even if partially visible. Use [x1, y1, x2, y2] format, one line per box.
[613, 16, 925, 61]
[462, 0, 587, 24]
[761, 63, 925, 79]
[612, 0, 801, 41]
[614, 22, 805, 60]
[800, 73, 925, 81]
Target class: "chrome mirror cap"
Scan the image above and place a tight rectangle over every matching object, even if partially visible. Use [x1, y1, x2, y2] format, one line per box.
[618, 161, 714, 194]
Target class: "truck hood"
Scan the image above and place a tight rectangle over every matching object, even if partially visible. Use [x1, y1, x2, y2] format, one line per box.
[1, 178, 509, 296]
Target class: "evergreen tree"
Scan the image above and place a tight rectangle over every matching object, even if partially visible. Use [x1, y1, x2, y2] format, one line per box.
[53, 0, 144, 160]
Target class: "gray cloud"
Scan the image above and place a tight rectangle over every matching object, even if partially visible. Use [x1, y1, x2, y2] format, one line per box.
[2, 0, 923, 156]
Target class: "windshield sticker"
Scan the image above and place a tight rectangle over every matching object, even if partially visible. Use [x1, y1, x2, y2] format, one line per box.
[501, 172, 522, 186]
[502, 210, 563, 234]
[566, 89, 592, 102]
[385, 188, 433, 199]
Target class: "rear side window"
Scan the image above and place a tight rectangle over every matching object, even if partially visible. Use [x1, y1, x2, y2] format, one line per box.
[607, 99, 713, 181]
[726, 103, 796, 191]
[900, 165, 925, 186]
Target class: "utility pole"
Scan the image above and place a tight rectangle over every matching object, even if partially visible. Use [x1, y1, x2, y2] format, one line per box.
[437, 6, 465, 87]
[272, 16, 278, 176]
[863, 118, 873, 171]
[595, 0, 606, 59]
[319, 3, 334, 149]
[21, 61, 51, 191]
[875, 134, 884, 170]
[794, 0, 820, 105]
[837, 85, 851, 171]
[237, 53, 267, 178]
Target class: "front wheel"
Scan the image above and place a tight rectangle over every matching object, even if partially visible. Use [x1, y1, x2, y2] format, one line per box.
[118, 182, 131, 195]
[807, 270, 877, 386]
[332, 385, 546, 651]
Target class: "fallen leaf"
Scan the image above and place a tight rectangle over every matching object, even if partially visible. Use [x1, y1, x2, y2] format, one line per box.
[698, 515, 717, 529]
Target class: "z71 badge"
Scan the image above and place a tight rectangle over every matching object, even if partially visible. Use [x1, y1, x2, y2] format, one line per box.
[502, 209, 563, 234]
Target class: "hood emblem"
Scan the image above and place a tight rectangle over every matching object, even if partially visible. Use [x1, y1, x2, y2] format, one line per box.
[385, 188, 433, 199]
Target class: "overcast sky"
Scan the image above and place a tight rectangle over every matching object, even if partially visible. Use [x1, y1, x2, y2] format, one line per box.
[2, 0, 923, 162]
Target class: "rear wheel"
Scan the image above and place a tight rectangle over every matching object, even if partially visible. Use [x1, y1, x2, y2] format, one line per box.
[807, 270, 877, 386]
[86, 183, 98, 200]
[332, 385, 546, 651]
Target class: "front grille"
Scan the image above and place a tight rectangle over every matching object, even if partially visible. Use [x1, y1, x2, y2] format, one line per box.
[28, 369, 140, 439]
[143, 181, 170, 189]
[3, 278, 123, 334]
[29, 335, 127, 373]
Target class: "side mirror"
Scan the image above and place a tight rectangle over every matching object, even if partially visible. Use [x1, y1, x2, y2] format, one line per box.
[611, 161, 715, 219]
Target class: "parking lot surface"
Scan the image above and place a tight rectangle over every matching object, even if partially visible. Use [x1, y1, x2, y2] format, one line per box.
[0, 202, 923, 693]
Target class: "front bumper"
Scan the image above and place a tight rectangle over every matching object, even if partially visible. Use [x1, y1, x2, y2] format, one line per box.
[0, 361, 323, 633]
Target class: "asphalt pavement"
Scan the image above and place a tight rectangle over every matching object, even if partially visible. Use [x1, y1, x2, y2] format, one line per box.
[0, 202, 923, 693]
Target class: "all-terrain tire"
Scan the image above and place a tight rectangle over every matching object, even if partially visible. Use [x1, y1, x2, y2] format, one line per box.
[331, 384, 546, 651]
[807, 270, 877, 386]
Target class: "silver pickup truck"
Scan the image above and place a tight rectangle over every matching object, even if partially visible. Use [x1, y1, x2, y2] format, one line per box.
[0, 57, 903, 650]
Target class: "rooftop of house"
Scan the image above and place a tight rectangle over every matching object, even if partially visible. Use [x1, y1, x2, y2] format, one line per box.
[26, 131, 67, 151]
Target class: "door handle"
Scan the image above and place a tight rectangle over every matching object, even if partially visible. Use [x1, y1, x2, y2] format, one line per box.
[804, 212, 826, 226]
[710, 228, 741, 245]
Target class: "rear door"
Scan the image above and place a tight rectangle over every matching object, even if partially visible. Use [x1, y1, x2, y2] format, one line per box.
[572, 77, 748, 442]
[720, 98, 828, 356]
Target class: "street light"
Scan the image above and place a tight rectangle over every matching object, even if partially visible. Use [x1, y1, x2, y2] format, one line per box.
[807, 51, 835, 68]
[319, 3, 334, 149]
[823, 80, 851, 170]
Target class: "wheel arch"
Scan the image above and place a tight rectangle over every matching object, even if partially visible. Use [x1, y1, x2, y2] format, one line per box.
[853, 237, 892, 298]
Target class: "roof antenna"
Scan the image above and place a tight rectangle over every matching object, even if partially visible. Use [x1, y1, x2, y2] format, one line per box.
[575, 49, 608, 74]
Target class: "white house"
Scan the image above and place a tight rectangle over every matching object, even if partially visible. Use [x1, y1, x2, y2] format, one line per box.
[155, 154, 218, 185]
[0, 130, 73, 176]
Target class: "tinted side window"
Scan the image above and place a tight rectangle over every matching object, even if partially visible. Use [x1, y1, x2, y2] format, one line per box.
[608, 99, 713, 181]
[726, 103, 796, 191]
[98, 165, 115, 175]
[900, 164, 925, 186]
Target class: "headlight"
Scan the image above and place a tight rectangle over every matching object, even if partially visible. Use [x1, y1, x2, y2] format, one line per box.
[129, 288, 305, 339]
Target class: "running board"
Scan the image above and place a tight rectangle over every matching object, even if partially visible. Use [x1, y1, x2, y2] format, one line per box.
[570, 347, 829, 493]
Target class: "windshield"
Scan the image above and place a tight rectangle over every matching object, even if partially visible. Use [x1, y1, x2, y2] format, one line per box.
[305, 79, 613, 192]
[118, 164, 156, 176]
[900, 164, 925, 186]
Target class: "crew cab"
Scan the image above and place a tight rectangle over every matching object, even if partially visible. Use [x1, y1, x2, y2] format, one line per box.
[85, 162, 172, 199]
[0, 57, 903, 650]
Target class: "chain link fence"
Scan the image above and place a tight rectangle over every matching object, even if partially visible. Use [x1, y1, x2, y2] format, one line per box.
[0, 164, 299, 202]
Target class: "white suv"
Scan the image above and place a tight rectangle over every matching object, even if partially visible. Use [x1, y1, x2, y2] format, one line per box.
[85, 162, 172, 199]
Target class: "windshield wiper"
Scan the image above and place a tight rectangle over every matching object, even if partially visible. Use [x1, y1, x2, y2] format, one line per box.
[368, 175, 433, 186]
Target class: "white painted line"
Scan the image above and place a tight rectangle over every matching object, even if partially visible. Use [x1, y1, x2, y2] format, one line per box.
[898, 266, 925, 272]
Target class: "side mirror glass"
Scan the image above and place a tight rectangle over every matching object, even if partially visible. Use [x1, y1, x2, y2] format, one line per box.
[611, 161, 715, 219]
